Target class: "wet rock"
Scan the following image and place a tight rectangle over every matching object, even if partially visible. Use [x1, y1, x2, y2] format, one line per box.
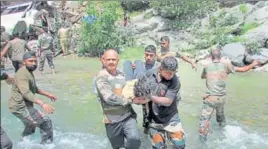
[245, 48, 268, 65]
[243, 24, 268, 47]
[254, 63, 268, 72]
[221, 43, 248, 67]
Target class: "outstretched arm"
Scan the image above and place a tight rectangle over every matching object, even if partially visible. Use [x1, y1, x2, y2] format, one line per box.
[0, 42, 10, 58]
[179, 52, 197, 70]
[234, 60, 259, 73]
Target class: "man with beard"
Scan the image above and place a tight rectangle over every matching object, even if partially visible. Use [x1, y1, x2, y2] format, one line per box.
[9, 51, 57, 144]
[95, 49, 141, 149]
[1, 70, 15, 149]
[157, 36, 197, 70]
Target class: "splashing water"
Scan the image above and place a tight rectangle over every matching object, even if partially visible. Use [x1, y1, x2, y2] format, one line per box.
[15, 129, 110, 149]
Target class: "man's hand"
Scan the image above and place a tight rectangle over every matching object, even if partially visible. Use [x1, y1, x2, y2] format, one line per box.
[191, 63, 197, 71]
[41, 103, 55, 114]
[47, 94, 58, 102]
[132, 97, 149, 105]
[5, 75, 15, 85]
[252, 60, 260, 67]
[132, 63, 136, 69]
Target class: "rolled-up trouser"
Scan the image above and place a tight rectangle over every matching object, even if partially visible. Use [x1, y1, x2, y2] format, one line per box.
[105, 117, 141, 149]
[199, 95, 226, 140]
[149, 121, 186, 149]
[1, 126, 13, 149]
[39, 53, 55, 71]
[12, 60, 23, 72]
[60, 38, 68, 54]
[123, 60, 145, 81]
[12, 107, 53, 144]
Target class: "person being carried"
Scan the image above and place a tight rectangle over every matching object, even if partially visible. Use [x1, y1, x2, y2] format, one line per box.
[37, 28, 55, 75]
[8, 51, 58, 144]
[199, 48, 259, 141]
[95, 49, 141, 149]
[157, 36, 197, 70]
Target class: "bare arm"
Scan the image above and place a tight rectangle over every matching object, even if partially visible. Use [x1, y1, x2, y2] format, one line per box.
[234, 60, 259, 72]
[151, 96, 173, 107]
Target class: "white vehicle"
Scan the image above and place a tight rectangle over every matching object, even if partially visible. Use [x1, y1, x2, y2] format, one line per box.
[1, 1, 53, 35]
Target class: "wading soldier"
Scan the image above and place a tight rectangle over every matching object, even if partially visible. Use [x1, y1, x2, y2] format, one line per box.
[199, 48, 259, 141]
[1, 70, 15, 149]
[134, 56, 186, 149]
[95, 49, 141, 149]
[9, 51, 57, 144]
[37, 28, 55, 75]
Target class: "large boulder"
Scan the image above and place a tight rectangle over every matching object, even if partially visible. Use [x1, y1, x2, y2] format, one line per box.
[245, 5, 268, 24]
[121, 1, 150, 12]
[221, 43, 248, 66]
[243, 24, 268, 47]
[245, 48, 268, 65]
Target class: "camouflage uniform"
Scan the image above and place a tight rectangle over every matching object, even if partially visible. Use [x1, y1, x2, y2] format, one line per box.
[1, 31, 11, 68]
[145, 69, 186, 149]
[199, 59, 235, 141]
[95, 68, 141, 149]
[38, 33, 54, 72]
[34, 9, 49, 28]
[6, 38, 28, 72]
[1, 70, 13, 149]
[9, 66, 53, 144]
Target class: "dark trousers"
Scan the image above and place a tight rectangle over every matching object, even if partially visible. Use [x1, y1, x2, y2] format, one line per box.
[39, 53, 54, 71]
[12, 107, 53, 144]
[105, 117, 141, 149]
[1, 126, 13, 149]
[12, 60, 23, 72]
[123, 60, 145, 81]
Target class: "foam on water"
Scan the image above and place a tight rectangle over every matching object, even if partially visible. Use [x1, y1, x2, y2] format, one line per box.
[15, 130, 110, 149]
[207, 125, 268, 149]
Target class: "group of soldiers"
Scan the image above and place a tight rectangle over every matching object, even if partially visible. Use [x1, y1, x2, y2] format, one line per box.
[94, 36, 259, 149]
[0, 24, 260, 149]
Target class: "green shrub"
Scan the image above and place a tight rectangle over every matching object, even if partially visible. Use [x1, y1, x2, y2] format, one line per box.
[241, 23, 260, 34]
[78, 1, 125, 56]
[239, 4, 248, 14]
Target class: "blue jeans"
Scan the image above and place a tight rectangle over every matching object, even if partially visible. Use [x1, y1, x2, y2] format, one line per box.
[123, 60, 145, 81]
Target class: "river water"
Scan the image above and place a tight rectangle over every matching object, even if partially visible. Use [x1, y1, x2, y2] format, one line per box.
[1, 56, 268, 149]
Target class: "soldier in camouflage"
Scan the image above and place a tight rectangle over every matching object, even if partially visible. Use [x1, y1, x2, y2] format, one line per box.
[1, 26, 11, 68]
[9, 51, 57, 144]
[37, 28, 55, 75]
[199, 48, 259, 141]
[157, 36, 197, 70]
[95, 49, 141, 149]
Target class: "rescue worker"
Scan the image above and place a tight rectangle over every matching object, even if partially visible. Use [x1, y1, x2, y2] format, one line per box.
[123, 45, 160, 81]
[1, 32, 31, 72]
[199, 48, 260, 141]
[57, 25, 69, 57]
[37, 28, 55, 75]
[9, 51, 57, 144]
[95, 49, 141, 149]
[134, 56, 186, 149]
[157, 36, 197, 70]
[1, 70, 15, 149]
[123, 45, 160, 134]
